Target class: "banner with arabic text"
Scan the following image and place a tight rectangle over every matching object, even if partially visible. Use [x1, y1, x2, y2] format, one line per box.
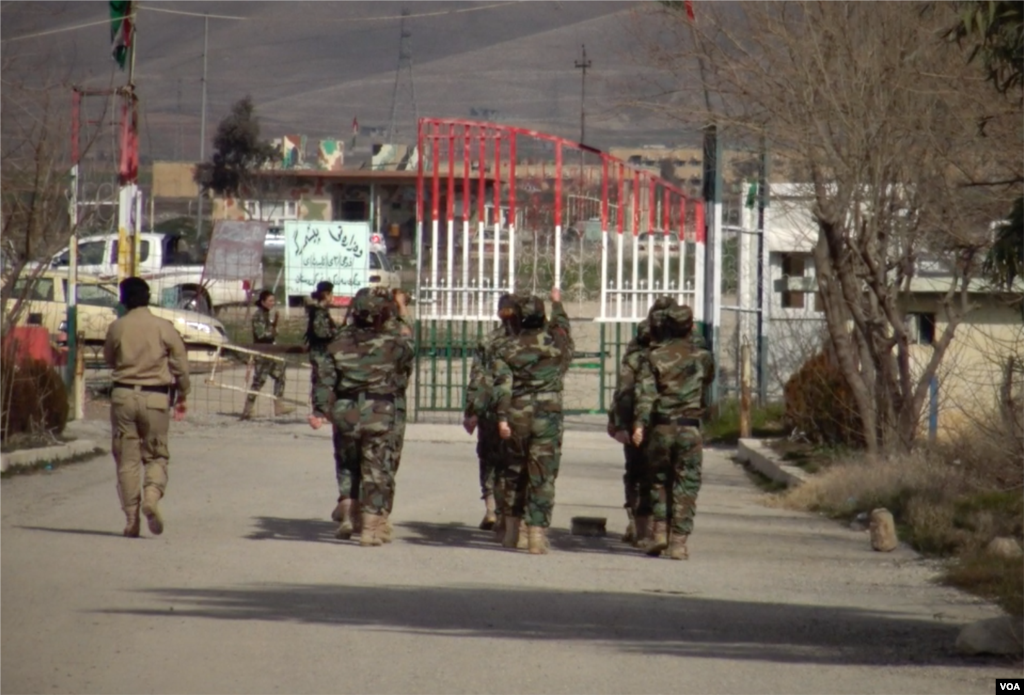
[284, 220, 370, 299]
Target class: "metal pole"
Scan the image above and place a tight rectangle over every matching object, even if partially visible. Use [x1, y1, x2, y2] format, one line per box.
[740, 341, 752, 437]
[196, 14, 208, 241]
[757, 136, 770, 404]
[574, 44, 591, 145]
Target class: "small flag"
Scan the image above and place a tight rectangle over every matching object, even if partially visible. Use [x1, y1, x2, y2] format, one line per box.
[352, 117, 359, 135]
[684, 0, 695, 20]
[745, 180, 758, 209]
[110, 1, 132, 70]
[118, 98, 138, 184]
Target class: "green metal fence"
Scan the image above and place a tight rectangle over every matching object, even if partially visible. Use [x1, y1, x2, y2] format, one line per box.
[411, 318, 642, 421]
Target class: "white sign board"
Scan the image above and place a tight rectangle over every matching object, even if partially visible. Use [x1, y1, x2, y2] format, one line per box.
[284, 220, 370, 298]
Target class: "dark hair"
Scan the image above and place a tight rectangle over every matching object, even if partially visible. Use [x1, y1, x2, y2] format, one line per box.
[119, 277, 150, 310]
[257, 290, 274, 306]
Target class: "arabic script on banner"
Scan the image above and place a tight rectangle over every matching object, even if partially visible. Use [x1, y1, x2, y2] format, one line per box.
[284, 221, 370, 298]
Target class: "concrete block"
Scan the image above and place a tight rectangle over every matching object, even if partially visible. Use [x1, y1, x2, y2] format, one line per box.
[736, 438, 809, 488]
[1, 439, 104, 473]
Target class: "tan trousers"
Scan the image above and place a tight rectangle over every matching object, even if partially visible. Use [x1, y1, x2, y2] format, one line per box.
[110, 387, 171, 513]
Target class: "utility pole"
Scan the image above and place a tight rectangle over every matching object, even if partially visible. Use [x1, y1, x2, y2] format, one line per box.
[196, 14, 209, 241]
[386, 8, 419, 147]
[116, 4, 140, 282]
[574, 44, 591, 145]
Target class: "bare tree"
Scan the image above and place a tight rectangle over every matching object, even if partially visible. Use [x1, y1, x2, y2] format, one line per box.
[0, 48, 105, 338]
[629, 2, 1023, 453]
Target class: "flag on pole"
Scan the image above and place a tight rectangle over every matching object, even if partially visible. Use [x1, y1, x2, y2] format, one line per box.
[684, 0, 695, 20]
[351, 116, 359, 149]
[110, 1, 132, 70]
[118, 97, 138, 185]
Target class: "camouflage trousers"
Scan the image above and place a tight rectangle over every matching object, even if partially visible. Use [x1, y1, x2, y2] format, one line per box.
[645, 423, 703, 536]
[622, 442, 652, 516]
[308, 348, 333, 408]
[333, 425, 361, 501]
[331, 395, 398, 515]
[497, 394, 564, 528]
[387, 397, 407, 514]
[476, 414, 500, 500]
[250, 356, 286, 398]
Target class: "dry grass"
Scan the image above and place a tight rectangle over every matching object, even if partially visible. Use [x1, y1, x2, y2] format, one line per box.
[767, 423, 1023, 618]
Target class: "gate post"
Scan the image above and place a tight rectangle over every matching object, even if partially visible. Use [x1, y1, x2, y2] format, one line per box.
[702, 123, 723, 405]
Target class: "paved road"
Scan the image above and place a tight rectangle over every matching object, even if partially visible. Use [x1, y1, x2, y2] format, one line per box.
[2, 417, 1018, 694]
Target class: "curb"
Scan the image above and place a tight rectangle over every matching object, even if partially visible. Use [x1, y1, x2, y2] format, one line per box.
[736, 438, 809, 488]
[0, 439, 107, 473]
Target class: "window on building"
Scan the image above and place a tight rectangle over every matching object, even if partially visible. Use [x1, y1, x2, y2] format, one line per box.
[781, 253, 806, 308]
[906, 313, 936, 346]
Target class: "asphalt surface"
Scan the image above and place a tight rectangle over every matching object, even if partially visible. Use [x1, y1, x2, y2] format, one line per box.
[1, 417, 1019, 694]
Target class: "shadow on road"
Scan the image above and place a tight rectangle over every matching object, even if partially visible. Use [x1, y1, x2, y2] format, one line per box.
[397, 520, 633, 555]
[244, 517, 638, 556]
[16, 525, 128, 539]
[245, 516, 339, 543]
[94, 582, 982, 667]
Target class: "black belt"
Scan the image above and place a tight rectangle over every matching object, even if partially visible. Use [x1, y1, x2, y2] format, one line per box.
[113, 382, 170, 394]
[653, 415, 701, 428]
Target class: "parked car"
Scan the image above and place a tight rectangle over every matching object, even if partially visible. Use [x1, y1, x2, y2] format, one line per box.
[50, 233, 254, 314]
[4, 270, 232, 364]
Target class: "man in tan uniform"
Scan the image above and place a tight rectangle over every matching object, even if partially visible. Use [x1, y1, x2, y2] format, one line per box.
[103, 277, 190, 537]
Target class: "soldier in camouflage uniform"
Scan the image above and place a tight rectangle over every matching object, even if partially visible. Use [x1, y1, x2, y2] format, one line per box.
[328, 287, 412, 541]
[633, 303, 715, 560]
[463, 293, 517, 532]
[376, 287, 413, 543]
[241, 291, 295, 420]
[309, 291, 414, 547]
[492, 293, 573, 554]
[608, 318, 653, 546]
[305, 281, 340, 385]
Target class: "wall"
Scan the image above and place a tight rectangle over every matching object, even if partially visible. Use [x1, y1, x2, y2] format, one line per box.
[212, 176, 333, 223]
[908, 298, 1024, 436]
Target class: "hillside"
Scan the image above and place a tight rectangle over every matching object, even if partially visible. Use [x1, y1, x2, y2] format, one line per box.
[1, 1, 703, 162]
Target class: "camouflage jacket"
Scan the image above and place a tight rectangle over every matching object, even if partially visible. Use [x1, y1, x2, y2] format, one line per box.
[311, 324, 415, 418]
[464, 325, 512, 419]
[634, 337, 714, 427]
[492, 326, 572, 421]
[251, 307, 277, 344]
[609, 334, 648, 433]
[305, 303, 339, 350]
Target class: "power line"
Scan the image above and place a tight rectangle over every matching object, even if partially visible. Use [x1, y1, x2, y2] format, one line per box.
[1, 15, 127, 43]
[139, 2, 518, 22]
[1, 2, 520, 43]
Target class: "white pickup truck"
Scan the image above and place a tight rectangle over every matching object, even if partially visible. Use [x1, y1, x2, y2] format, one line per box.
[51, 233, 252, 314]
